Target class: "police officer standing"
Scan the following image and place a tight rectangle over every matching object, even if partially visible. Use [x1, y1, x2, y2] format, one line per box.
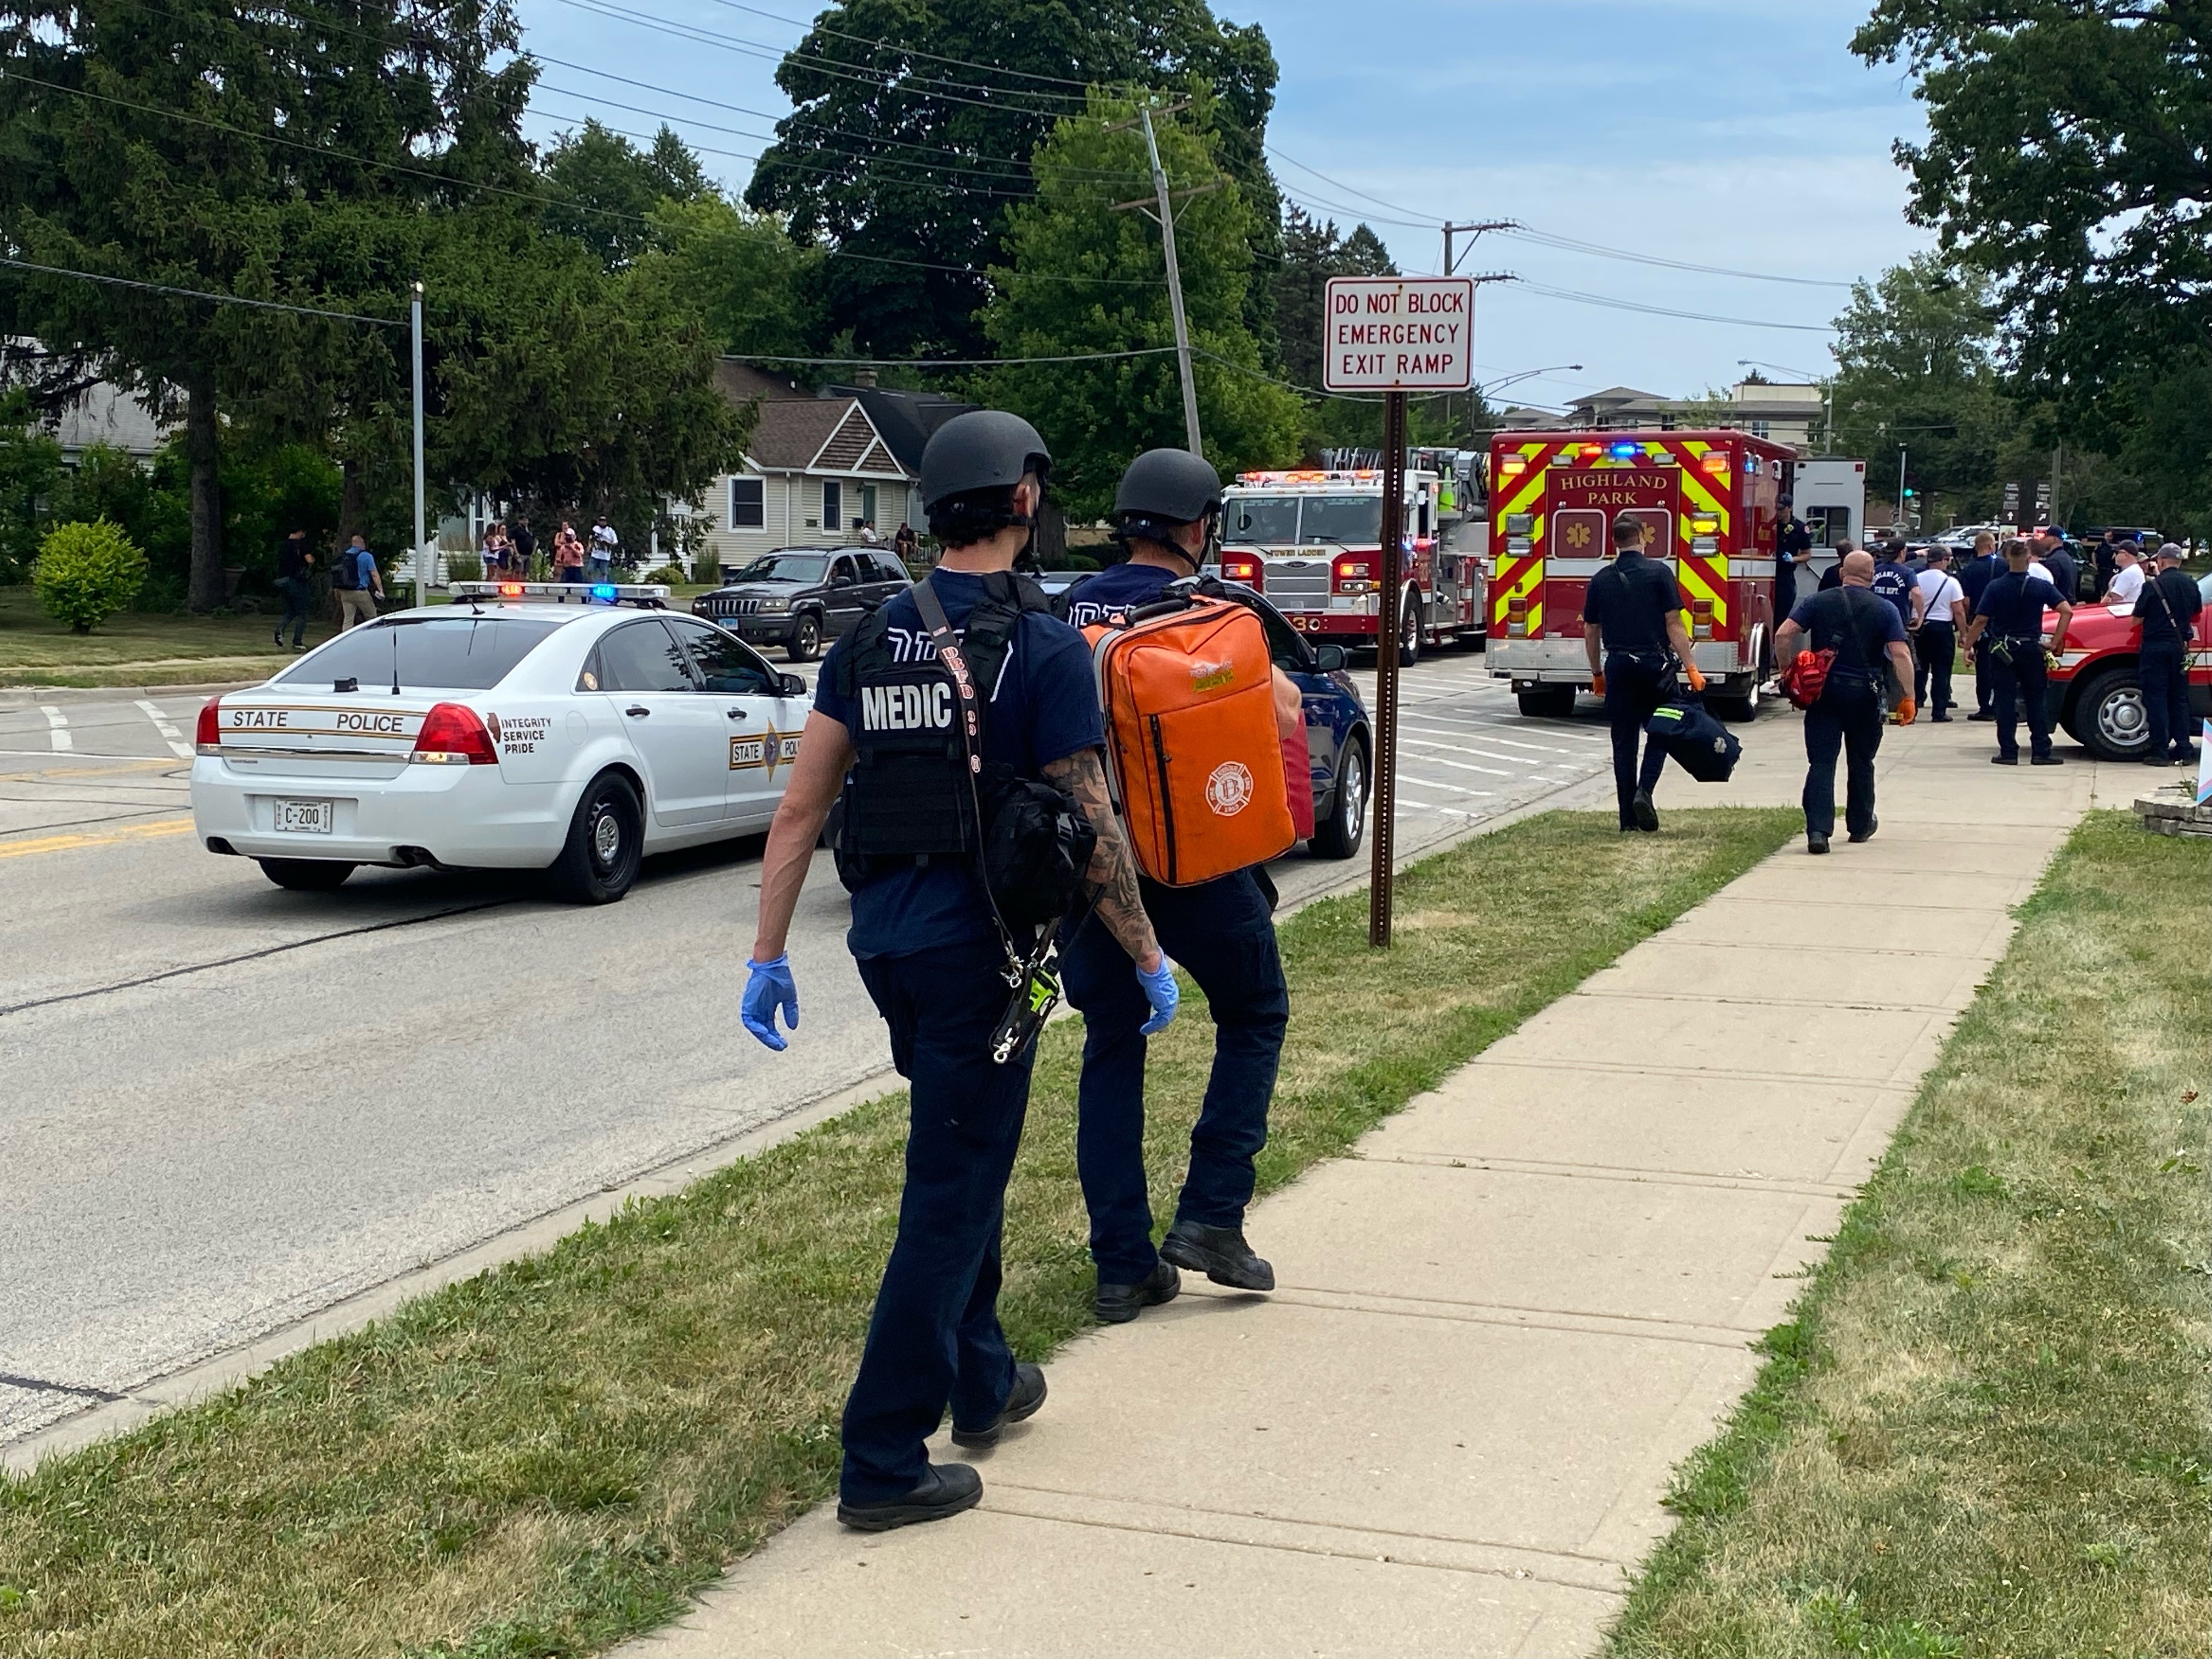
[739, 411, 1178, 1531]
[2034, 523, 2080, 603]
[1959, 538, 2073, 765]
[1058, 449, 1305, 1322]
[1583, 512, 1703, 832]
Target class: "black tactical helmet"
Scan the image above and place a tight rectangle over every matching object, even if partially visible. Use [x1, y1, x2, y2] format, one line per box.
[918, 410, 1053, 513]
[1114, 447, 1222, 527]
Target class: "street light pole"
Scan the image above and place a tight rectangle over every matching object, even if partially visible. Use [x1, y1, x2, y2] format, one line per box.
[1897, 444, 1908, 529]
[411, 280, 427, 602]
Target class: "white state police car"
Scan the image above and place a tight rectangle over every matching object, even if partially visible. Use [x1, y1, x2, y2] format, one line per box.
[190, 583, 811, 902]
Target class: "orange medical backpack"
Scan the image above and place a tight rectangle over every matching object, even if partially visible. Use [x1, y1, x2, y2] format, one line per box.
[1084, 595, 1297, 887]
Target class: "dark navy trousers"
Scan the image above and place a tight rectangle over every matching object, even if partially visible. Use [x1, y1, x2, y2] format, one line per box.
[1802, 675, 1883, 839]
[1987, 641, 2053, 760]
[1061, 868, 1289, 1287]
[1603, 651, 1673, 826]
[2140, 640, 2194, 758]
[842, 939, 1031, 1504]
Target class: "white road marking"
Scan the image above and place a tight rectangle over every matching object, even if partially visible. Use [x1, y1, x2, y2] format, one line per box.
[1390, 744, 1517, 778]
[40, 707, 71, 752]
[135, 699, 195, 761]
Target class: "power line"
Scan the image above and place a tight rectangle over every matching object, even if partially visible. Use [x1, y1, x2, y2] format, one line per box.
[0, 255, 405, 324]
[723, 345, 1182, 366]
[551, 0, 1090, 120]
[1502, 227, 1854, 290]
[696, 0, 1101, 93]
[1266, 147, 1439, 228]
[1511, 280, 1837, 333]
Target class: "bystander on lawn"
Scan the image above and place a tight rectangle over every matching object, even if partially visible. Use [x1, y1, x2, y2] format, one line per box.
[1609, 811, 2210, 1659]
[0, 808, 1795, 1657]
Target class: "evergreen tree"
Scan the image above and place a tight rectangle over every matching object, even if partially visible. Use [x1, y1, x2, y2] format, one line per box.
[542, 119, 714, 270]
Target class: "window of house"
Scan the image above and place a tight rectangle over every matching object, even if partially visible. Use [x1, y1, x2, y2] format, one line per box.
[856, 482, 878, 530]
[821, 480, 842, 533]
[729, 476, 765, 529]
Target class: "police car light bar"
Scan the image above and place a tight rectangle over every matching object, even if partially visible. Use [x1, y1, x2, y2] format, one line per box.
[448, 582, 670, 607]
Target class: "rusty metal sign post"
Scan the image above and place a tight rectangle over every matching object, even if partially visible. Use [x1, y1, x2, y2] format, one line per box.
[1369, 391, 1408, 946]
[1319, 274, 1476, 947]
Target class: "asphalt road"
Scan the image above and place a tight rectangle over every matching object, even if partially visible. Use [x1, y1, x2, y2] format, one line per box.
[0, 649, 1615, 1446]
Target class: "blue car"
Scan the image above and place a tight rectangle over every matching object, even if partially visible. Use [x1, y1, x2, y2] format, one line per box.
[1035, 569, 1373, 859]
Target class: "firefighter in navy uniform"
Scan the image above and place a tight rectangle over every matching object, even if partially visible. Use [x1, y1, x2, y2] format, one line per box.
[1771, 495, 1814, 668]
[1958, 538, 2074, 766]
[740, 410, 1177, 1532]
[1057, 449, 1306, 1324]
[1583, 511, 1703, 832]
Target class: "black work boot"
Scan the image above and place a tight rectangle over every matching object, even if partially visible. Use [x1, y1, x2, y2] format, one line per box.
[1631, 788, 1660, 832]
[1847, 815, 1878, 844]
[837, 1462, 983, 1531]
[950, 1362, 1047, 1449]
[1160, 1220, 1275, 1291]
[1095, 1260, 1181, 1325]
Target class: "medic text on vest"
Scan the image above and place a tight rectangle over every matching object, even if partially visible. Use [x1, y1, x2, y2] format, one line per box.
[860, 682, 954, 731]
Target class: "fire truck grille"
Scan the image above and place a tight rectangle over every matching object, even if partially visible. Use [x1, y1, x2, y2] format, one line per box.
[1266, 560, 1330, 607]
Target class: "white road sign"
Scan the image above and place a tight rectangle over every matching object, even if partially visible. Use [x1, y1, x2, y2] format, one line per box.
[1322, 276, 1476, 392]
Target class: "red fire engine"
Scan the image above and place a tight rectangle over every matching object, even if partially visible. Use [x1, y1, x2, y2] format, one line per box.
[1486, 430, 1795, 720]
[1217, 465, 1487, 664]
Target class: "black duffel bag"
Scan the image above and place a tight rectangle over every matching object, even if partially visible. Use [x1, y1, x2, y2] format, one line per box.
[1645, 692, 1742, 783]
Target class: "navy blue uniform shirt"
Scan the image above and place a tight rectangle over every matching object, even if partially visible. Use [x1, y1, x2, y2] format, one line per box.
[1974, 569, 2067, 638]
[815, 568, 1103, 957]
[1063, 560, 1179, 629]
[1582, 550, 1684, 653]
[1870, 558, 1916, 627]
[1957, 552, 2002, 610]
[2136, 568, 2204, 646]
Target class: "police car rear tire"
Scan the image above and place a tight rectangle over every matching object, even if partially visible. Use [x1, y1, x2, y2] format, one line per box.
[1310, 731, 1369, 860]
[786, 612, 822, 663]
[258, 857, 355, 891]
[548, 771, 644, 904]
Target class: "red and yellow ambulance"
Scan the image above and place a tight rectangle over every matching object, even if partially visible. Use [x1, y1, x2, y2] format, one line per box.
[1486, 429, 1795, 720]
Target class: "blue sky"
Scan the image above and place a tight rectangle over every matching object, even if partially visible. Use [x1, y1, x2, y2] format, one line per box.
[514, 0, 1934, 403]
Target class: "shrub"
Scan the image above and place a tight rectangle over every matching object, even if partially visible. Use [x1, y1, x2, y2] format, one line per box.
[642, 563, 690, 586]
[692, 555, 721, 585]
[447, 554, 483, 584]
[32, 517, 148, 633]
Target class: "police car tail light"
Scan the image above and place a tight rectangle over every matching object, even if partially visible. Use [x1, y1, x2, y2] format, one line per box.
[1333, 554, 1375, 594]
[195, 696, 223, 754]
[410, 702, 498, 765]
[1220, 554, 1262, 587]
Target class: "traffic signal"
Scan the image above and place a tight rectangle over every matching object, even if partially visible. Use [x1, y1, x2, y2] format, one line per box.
[1903, 487, 1917, 499]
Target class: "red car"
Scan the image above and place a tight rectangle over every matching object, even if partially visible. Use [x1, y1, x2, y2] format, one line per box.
[2042, 573, 2211, 759]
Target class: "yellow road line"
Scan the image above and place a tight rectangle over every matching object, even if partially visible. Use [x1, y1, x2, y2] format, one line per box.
[0, 817, 195, 860]
[0, 758, 182, 783]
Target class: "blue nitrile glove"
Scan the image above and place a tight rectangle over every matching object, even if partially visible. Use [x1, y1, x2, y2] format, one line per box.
[742, 954, 799, 1051]
[1136, 955, 1180, 1036]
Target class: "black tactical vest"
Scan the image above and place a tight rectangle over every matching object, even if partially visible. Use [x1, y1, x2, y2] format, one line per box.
[831, 571, 1048, 883]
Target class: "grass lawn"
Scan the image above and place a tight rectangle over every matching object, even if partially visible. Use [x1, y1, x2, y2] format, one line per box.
[0, 584, 321, 687]
[0, 807, 1797, 1657]
[1607, 811, 2210, 1659]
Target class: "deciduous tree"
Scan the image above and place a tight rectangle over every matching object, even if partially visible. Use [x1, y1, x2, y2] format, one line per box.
[979, 93, 1300, 520]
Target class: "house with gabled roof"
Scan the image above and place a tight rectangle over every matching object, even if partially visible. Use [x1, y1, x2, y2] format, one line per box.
[700, 363, 978, 565]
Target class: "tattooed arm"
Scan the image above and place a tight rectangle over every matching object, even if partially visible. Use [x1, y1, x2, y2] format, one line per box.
[1043, 748, 1163, 972]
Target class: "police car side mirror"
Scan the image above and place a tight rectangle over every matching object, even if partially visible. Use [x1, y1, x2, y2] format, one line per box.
[780, 673, 807, 696]
[1314, 645, 1347, 672]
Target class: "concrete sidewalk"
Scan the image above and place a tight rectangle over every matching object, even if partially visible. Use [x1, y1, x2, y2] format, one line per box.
[619, 710, 2126, 1659]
